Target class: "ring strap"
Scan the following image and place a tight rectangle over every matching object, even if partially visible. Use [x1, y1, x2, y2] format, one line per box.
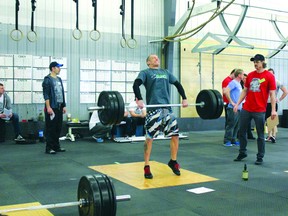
[31, 0, 36, 31]
[120, 0, 126, 40]
[15, 0, 20, 30]
[131, 0, 134, 39]
[92, 0, 97, 30]
[73, 0, 79, 30]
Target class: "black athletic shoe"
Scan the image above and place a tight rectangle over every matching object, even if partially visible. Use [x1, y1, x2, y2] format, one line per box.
[144, 165, 153, 179]
[270, 136, 276, 143]
[234, 154, 247, 161]
[55, 148, 66, 152]
[255, 158, 263, 165]
[168, 160, 181, 176]
[265, 136, 271, 142]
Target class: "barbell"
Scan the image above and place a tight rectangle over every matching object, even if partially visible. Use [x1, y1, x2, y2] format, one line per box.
[0, 174, 130, 216]
[88, 89, 224, 125]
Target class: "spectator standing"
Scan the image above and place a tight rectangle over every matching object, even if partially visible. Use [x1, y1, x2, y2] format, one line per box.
[233, 54, 277, 165]
[241, 73, 256, 140]
[42, 62, 67, 154]
[223, 69, 244, 146]
[222, 69, 236, 141]
[265, 68, 288, 143]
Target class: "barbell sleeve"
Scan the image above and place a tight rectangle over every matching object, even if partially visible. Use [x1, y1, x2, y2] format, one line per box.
[88, 106, 105, 111]
[0, 201, 81, 214]
[115, 195, 132, 202]
[0, 195, 131, 214]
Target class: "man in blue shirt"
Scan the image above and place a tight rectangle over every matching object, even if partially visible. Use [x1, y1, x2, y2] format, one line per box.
[223, 68, 244, 146]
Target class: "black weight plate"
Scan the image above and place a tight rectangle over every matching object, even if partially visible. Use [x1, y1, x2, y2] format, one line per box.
[98, 174, 114, 216]
[97, 91, 111, 125]
[112, 91, 123, 125]
[97, 91, 115, 125]
[110, 92, 121, 126]
[206, 90, 218, 119]
[107, 92, 117, 125]
[210, 89, 224, 119]
[78, 175, 102, 216]
[107, 92, 118, 125]
[196, 89, 217, 119]
[102, 174, 117, 216]
[94, 174, 111, 216]
[110, 91, 124, 125]
[113, 91, 125, 125]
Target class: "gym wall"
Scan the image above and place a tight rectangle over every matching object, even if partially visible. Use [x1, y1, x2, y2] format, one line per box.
[0, 0, 166, 121]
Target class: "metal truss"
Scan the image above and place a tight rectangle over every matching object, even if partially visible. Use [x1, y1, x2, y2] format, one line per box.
[267, 20, 288, 59]
[213, 5, 254, 54]
[191, 32, 228, 53]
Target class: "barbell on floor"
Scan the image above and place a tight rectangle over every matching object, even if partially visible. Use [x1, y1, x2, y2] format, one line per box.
[0, 174, 131, 216]
[88, 89, 224, 125]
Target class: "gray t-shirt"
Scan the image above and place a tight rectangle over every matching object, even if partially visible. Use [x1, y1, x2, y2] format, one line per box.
[267, 79, 283, 103]
[52, 77, 64, 104]
[136, 68, 177, 108]
[0, 93, 12, 113]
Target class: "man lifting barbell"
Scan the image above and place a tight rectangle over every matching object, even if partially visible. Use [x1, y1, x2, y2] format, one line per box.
[88, 60, 224, 178]
[133, 54, 188, 179]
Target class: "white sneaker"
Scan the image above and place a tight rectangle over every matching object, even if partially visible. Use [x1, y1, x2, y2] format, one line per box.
[223, 141, 233, 147]
[15, 135, 25, 141]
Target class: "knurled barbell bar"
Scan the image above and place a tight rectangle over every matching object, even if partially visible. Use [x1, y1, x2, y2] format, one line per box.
[88, 89, 224, 125]
[0, 174, 130, 216]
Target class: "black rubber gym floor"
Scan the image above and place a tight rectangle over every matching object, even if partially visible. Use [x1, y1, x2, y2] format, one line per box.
[0, 128, 288, 216]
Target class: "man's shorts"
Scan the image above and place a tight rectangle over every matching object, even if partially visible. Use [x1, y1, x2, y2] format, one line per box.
[145, 108, 179, 139]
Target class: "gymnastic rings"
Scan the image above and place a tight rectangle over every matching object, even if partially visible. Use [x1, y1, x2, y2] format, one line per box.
[127, 38, 137, 49]
[89, 29, 101, 41]
[27, 30, 37, 42]
[120, 37, 127, 48]
[72, 28, 82, 40]
[10, 29, 23, 41]
[120, 38, 137, 49]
